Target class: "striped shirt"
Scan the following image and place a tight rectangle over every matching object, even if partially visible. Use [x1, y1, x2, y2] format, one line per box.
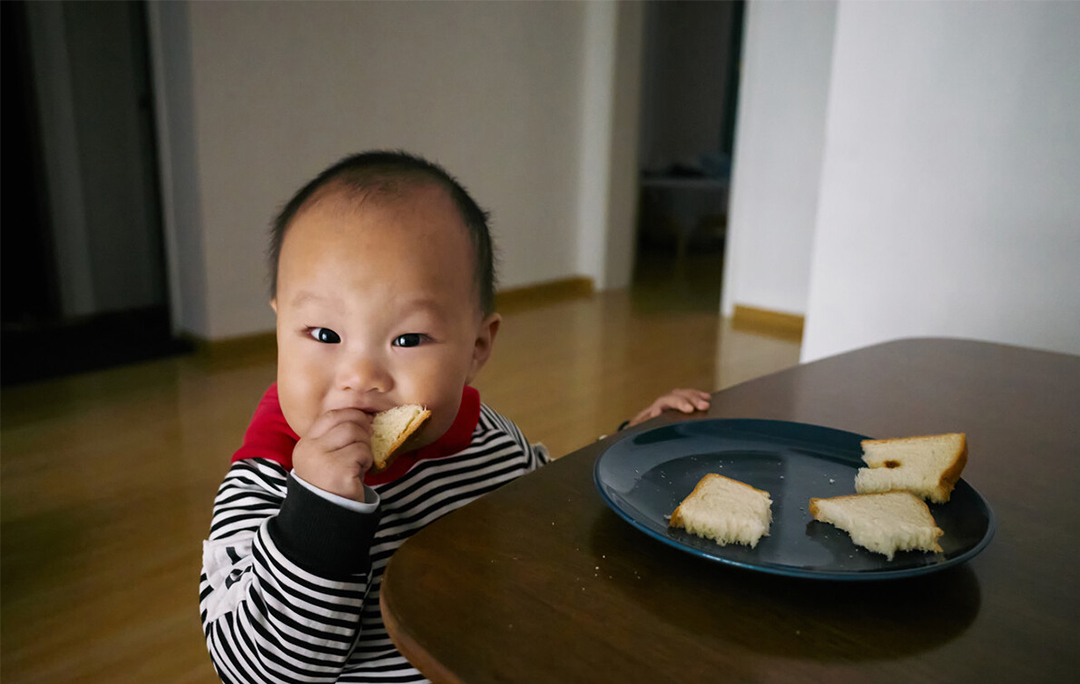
[200, 385, 549, 683]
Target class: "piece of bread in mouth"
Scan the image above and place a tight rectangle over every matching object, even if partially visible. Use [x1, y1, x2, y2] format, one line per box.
[669, 473, 773, 548]
[370, 405, 431, 473]
[854, 432, 967, 503]
[809, 491, 944, 560]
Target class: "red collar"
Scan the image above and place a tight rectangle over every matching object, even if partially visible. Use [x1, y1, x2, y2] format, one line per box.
[232, 385, 481, 486]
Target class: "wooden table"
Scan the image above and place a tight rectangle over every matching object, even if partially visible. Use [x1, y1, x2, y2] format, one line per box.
[381, 338, 1080, 683]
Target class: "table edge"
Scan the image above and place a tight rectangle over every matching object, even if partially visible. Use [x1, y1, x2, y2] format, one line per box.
[381, 565, 470, 684]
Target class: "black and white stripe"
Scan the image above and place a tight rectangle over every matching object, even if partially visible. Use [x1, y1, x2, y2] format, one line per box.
[200, 405, 549, 683]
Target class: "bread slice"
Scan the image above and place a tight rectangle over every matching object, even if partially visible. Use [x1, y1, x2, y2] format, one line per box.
[854, 433, 967, 503]
[669, 474, 772, 548]
[370, 405, 431, 473]
[809, 491, 944, 560]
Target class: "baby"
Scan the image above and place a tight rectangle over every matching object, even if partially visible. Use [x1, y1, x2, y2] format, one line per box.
[199, 151, 709, 683]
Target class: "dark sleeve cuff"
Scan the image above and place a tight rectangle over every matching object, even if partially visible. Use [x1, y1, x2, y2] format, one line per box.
[267, 476, 381, 580]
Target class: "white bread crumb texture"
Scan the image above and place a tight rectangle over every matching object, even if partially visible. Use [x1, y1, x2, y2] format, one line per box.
[810, 492, 944, 560]
[669, 474, 772, 548]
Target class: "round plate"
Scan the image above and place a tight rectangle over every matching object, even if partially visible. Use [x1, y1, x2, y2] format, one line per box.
[593, 419, 995, 580]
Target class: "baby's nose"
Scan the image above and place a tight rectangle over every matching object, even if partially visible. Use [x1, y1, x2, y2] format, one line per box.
[338, 355, 392, 393]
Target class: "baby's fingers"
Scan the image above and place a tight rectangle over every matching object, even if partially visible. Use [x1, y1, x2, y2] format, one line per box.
[660, 396, 698, 414]
[306, 408, 372, 441]
[630, 405, 661, 427]
[659, 389, 711, 414]
[318, 419, 372, 453]
[672, 389, 711, 412]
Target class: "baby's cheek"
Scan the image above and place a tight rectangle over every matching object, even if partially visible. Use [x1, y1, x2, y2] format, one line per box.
[277, 389, 311, 438]
[411, 390, 463, 448]
[398, 355, 470, 445]
[277, 370, 321, 438]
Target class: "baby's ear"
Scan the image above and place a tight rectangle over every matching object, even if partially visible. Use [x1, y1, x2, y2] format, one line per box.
[466, 313, 501, 383]
[270, 299, 278, 314]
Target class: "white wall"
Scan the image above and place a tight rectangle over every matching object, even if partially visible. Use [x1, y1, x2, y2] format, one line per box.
[576, 1, 619, 291]
[801, 1, 1080, 361]
[148, 0, 209, 336]
[576, 1, 643, 292]
[720, 0, 837, 319]
[153, 1, 643, 341]
[603, 2, 645, 292]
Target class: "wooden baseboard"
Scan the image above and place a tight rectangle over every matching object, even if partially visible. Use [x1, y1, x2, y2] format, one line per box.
[731, 305, 804, 341]
[183, 331, 277, 360]
[495, 276, 595, 314]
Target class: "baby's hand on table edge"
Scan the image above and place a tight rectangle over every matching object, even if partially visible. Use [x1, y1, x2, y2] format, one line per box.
[626, 389, 711, 429]
[291, 408, 374, 503]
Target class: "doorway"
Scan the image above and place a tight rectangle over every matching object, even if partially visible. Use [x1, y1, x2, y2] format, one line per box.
[1, 0, 191, 386]
[632, 0, 744, 312]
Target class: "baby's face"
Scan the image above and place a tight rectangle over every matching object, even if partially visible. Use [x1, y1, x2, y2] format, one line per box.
[272, 184, 498, 448]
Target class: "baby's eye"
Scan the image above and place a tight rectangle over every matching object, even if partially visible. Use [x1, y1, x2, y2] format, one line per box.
[309, 328, 341, 344]
[392, 333, 427, 348]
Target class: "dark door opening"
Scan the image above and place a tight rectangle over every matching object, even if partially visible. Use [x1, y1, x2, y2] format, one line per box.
[632, 0, 745, 313]
[1, 0, 192, 387]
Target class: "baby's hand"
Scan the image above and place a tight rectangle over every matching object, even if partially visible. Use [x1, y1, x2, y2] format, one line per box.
[292, 408, 374, 503]
[627, 389, 711, 429]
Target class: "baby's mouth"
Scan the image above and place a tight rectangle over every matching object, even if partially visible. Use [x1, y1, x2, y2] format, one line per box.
[325, 401, 385, 416]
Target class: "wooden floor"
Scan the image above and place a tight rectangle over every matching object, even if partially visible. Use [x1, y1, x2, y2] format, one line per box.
[0, 256, 799, 684]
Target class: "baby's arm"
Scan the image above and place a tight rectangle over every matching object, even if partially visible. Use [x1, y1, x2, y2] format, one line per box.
[201, 457, 379, 683]
[625, 389, 711, 429]
[201, 405, 380, 683]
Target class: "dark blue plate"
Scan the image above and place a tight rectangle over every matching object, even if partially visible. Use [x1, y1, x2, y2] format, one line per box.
[594, 419, 994, 580]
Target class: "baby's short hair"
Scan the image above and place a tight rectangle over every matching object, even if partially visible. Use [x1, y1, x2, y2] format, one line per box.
[269, 150, 496, 316]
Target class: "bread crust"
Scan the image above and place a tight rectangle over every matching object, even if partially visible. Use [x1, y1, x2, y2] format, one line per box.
[859, 432, 967, 503]
[370, 408, 431, 474]
[935, 435, 968, 501]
